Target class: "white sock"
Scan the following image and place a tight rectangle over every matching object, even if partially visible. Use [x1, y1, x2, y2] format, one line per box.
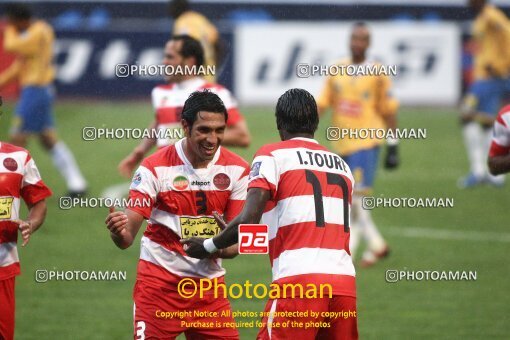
[483, 128, 505, 184]
[462, 122, 485, 178]
[50, 141, 87, 192]
[349, 197, 362, 259]
[358, 201, 386, 254]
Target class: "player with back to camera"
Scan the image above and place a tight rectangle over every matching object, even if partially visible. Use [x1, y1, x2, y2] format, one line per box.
[0, 4, 87, 197]
[106, 90, 250, 339]
[183, 88, 358, 340]
[317, 22, 399, 267]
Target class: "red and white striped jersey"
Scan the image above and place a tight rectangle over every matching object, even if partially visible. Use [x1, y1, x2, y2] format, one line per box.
[0, 142, 52, 280]
[489, 105, 510, 157]
[127, 138, 249, 289]
[248, 137, 356, 297]
[151, 78, 244, 148]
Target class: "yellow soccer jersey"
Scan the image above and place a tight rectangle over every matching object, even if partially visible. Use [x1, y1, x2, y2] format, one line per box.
[0, 20, 55, 87]
[472, 5, 510, 80]
[317, 58, 399, 156]
[173, 11, 219, 82]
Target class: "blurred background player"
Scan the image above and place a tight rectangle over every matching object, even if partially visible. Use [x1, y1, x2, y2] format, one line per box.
[169, 0, 222, 82]
[182, 88, 358, 340]
[0, 141, 51, 340]
[488, 105, 510, 175]
[317, 22, 399, 267]
[105, 90, 248, 339]
[0, 4, 87, 197]
[458, 0, 510, 188]
[118, 34, 250, 179]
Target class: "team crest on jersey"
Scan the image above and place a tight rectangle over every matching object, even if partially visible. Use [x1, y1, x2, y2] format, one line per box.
[3, 158, 18, 172]
[132, 171, 142, 187]
[172, 175, 189, 191]
[249, 162, 262, 179]
[213, 173, 230, 190]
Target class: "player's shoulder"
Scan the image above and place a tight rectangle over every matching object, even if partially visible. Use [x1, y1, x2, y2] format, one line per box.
[141, 144, 183, 171]
[217, 147, 249, 169]
[0, 143, 31, 164]
[0, 142, 30, 155]
[255, 138, 328, 157]
[496, 105, 510, 127]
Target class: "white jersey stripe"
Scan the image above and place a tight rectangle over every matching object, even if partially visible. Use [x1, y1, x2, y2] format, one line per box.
[0, 242, 19, 268]
[272, 248, 355, 281]
[263, 196, 346, 240]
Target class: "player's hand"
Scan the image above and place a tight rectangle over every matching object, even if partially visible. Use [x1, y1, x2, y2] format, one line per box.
[118, 155, 138, 179]
[384, 144, 400, 170]
[105, 207, 128, 235]
[180, 237, 209, 259]
[14, 219, 32, 247]
[212, 211, 227, 230]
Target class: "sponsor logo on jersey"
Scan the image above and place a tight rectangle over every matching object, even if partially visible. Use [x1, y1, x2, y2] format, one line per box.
[191, 180, 210, 187]
[3, 158, 18, 172]
[249, 162, 261, 179]
[238, 224, 269, 254]
[213, 173, 230, 190]
[0, 197, 14, 220]
[180, 216, 220, 239]
[173, 175, 189, 191]
[132, 171, 142, 187]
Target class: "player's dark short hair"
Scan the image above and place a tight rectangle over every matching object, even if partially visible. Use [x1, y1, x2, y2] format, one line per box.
[181, 90, 228, 128]
[4, 3, 32, 21]
[275, 88, 319, 135]
[171, 34, 204, 68]
[168, 0, 189, 19]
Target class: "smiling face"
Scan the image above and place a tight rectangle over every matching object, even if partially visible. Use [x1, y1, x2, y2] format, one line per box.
[182, 111, 226, 165]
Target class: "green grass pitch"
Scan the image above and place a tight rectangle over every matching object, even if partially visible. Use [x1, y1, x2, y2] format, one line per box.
[0, 100, 508, 339]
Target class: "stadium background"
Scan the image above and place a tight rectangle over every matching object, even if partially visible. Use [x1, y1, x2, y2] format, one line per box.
[0, 0, 509, 338]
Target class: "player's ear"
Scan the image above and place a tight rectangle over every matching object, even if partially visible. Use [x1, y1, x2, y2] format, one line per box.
[181, 119, 191, 137]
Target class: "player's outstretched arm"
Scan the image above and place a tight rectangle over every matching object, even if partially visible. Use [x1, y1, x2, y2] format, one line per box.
[488, 154, 510, 175]
[118, 120, 157, 178]
[15, 199, 48, 247]
[105, 207, 144, 249]
[181, 188, 270, 259]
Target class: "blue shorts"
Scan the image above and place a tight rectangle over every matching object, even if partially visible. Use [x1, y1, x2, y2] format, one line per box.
[342, 146, 380, 191]
[467, 78, 510, 116]
[13, 86, 55, 133]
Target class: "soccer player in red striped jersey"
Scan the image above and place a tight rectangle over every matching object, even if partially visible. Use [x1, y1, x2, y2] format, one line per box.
[183, 89, 358, 339]
[118, 34, 250, 179]
[0, 142, 51, 340]
[488, 105, 510, 175]
[105, 90, 249, 339]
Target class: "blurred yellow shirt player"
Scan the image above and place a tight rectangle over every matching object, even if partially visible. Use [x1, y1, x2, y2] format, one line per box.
[318, 57, 398, 157]
[0, 21, 54, 88]
[170, 0, 219, 82]
[471, 2, 510, 81]
[317, 22, 398, 267]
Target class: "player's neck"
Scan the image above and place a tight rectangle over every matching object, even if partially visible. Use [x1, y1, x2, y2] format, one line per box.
[182, 139, 213, 169]
[280, 131, 314, 141]
[351, 56, 366, 64]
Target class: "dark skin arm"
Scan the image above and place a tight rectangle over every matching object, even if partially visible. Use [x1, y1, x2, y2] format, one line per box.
[488, 154, 510, 175]
[181, 188, 270, 259]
